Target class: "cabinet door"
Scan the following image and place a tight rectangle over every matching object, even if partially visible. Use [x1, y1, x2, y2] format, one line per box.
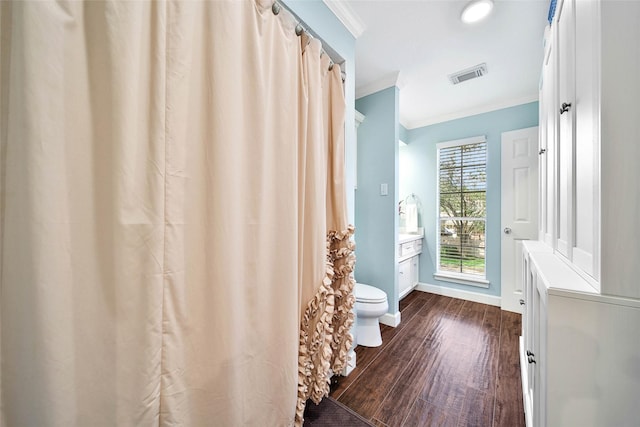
[398, 259, 411, 299]
[523, 254, 533, 360]
[536, 281, 547, 427]
[410, 256, 419, 287]
[572, 0, 600, 280]
[521, 251, 535, 426]
[538, 91, 546, 242]
[556, 0, 575, 258]
[530, 270, 540, 427]
[541, 27, 557, 247]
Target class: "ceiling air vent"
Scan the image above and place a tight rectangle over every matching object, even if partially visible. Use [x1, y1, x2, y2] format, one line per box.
[449, 63, 488, 85]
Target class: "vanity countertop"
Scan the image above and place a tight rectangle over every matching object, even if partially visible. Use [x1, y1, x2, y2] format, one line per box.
[399, 233, 424, 244]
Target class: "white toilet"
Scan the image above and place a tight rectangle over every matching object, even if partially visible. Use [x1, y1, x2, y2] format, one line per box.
[354, 283, 389, 347]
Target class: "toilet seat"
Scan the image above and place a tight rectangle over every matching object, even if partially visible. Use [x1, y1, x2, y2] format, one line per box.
[355, 283, 387, 304]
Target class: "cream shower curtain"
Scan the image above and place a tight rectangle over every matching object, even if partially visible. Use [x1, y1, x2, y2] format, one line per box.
[0, 1, 354, 426]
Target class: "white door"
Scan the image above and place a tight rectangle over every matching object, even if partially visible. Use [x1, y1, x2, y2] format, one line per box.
[501, 126, 539, 313]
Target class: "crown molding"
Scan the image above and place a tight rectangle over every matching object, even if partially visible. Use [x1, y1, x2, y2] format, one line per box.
[355, 71, 402, 99]
[322, 0, 366, 39]
[403, 94, 539, 129]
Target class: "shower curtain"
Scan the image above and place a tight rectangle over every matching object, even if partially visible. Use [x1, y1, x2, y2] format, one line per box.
[0, 1, 354, 426]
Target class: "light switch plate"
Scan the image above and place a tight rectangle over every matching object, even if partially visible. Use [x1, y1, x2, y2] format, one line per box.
[380, 183, 388, 196]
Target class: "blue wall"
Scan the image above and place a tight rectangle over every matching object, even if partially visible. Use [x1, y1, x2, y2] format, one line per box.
[399, 124, 410, 144]
[400, 102, 539, 296]
[355, 87, 400, 313]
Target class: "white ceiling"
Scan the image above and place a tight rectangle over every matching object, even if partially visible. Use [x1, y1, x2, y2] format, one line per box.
[326, 0, 549, 129]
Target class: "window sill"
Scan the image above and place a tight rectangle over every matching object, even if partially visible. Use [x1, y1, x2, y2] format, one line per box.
[434, 272, 490, 288]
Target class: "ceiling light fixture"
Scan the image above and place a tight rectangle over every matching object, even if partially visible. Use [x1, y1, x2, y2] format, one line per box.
[461, 0, 494, 24]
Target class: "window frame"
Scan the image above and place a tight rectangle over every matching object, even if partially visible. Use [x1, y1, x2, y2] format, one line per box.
[435, 135, 490, 288]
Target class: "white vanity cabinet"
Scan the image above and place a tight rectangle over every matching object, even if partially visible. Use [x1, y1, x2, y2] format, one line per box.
[521, 242, 640, 427]
[398, 235, 422, 300]
[522, 1, 640, 425]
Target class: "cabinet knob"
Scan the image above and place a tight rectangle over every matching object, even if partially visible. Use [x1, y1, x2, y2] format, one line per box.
[519, 299, 525, 306]
[559, 102, 572, 114]
[528, 355, 537, 364]
[538, 148, 546, 155]
[503, 227, 512, 235]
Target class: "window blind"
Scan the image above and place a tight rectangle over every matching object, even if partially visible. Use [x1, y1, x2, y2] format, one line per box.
[437, 140, 487, 277]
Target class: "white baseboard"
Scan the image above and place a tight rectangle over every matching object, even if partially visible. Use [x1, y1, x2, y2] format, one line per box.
[415, 282, 501, 307]
[379, 311, 401, 327]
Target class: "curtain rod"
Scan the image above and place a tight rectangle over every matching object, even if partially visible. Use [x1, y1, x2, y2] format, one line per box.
[271, 1, 347, 82]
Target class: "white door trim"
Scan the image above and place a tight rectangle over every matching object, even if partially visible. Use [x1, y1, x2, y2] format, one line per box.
[501, 126, 539, 313]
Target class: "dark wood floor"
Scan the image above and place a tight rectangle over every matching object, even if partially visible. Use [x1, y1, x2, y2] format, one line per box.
[330, 291, 525, 427]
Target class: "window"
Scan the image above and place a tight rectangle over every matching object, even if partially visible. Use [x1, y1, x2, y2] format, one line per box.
[436, 136, 487, 285]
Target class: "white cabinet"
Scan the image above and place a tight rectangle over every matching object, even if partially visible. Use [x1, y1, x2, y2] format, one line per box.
[555, 0, 575, 259]
[538, 0, 640, 296]
[572, 0, 600, 279]
[521, 242, 551, 427]
[521, 242, 640, 427]
[540, 0, 593, 274]
[398, 235, 422, 300]
[538, 27, 556, 247]
[398, 258, 412, 300]
[553, 0, 600, 278]
[524, 1, 640, 424]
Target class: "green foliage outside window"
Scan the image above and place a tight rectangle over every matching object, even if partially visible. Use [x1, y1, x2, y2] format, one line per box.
[438, 142, 486, 276]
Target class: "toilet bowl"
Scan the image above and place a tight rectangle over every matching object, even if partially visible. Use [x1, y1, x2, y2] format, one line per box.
[354, 283, 389, 347]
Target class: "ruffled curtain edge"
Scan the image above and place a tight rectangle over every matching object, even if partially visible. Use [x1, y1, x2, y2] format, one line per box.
[295, 225, 355, 426]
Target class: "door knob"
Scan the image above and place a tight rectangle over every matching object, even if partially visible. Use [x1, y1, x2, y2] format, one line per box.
[559, 102, 572, 114]
[504, 227, 512, 234]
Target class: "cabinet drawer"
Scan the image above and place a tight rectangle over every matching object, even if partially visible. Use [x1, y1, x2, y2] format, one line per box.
[400, 242, 414, 257]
